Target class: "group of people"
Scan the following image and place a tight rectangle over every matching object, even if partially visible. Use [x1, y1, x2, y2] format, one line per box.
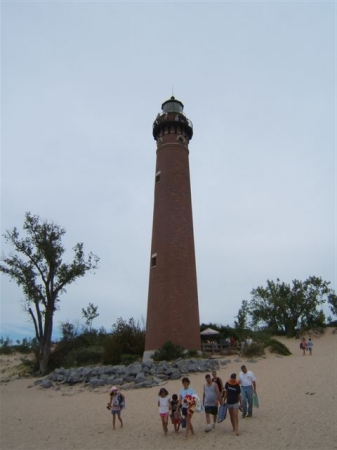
[107, 366, 257, 439]
[300, 337, 313, 355]
[157, 366, 257, 439]
[204, 337, 254, 354]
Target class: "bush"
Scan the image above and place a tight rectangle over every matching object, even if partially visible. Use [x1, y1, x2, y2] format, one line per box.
[184, 349, 200, 358]
[120, 354, 139, 365]
[102, 317, 145, 365]
[242, 342, 265, 358]
[14, 337, 39, 354]
[20, 356, 39, 373]
[264, 338, 291, 356]
[0, 337, 13, 355]
[102, 335, 123, 365]
[152, 341, 184, 361]
[65, 346, 104, 366]
[0, 337, 39, 356]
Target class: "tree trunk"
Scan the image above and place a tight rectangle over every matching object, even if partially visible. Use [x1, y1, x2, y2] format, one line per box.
[285, 318, 297, 337]
[39, 310, 54, 374]
[39, 341, 51, 374]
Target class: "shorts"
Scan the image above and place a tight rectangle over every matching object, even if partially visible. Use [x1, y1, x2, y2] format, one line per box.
[171, 411, 181, 424]
[159, 412, 169, 418]
[111, 409, 121, 415]
[227, 403, 239, 409]
[205, 406, 218, 416]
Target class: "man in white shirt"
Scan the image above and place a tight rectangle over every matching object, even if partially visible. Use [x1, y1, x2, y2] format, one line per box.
[238, 365, 257, 418]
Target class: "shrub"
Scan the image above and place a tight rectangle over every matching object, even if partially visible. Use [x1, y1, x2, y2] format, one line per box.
[242, 342, 265, 358]
[120, 354, 139, 365]
[184, 349, 200, 358]
[0, 337, 13, 355]
[20, 356, 39, 373]
[152, 341, 184, 361]
[264, 338, 291, 356]
[102, 335, 123, 365]
[102, 317, 145, 365]
[14, 337, 39, 354]
[65, 346, 104, 366]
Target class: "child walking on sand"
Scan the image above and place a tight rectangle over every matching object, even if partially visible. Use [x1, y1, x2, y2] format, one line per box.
[178, 377, 198, 440]
[158, 388, 171, 436]
[107, 386, 125, 429]
[170, 394, 181, 433]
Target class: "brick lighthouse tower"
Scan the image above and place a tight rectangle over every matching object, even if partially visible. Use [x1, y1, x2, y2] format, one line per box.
[144, 96, 201, 359]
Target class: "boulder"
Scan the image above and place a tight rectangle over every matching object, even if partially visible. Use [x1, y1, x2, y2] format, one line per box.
[126, 364, 142, 376]
[135, 373, 148, 383]
[42, 379, 53, 389]
[169, 371, 182, 380]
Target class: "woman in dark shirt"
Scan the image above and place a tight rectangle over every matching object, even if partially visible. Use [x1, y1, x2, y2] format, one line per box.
[211, 370, 224, 394]
[223, 373, 242, 436]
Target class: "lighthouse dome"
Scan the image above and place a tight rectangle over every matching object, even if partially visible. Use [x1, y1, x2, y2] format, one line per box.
[161, 96, 184, 113]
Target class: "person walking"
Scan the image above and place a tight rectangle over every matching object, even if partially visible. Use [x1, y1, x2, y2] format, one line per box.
[178, 377, 196, 440]
[238, 365, 257, 418]
[170, 394, 181, 433]
[211, 370, 224, 394]
[223, 373, 242, 436]
[300, 337, 307, 355]
[107, 386, 125, 429]
[306, 338, 313, 355]
[203, 374, 221, 432]
[158, 387, 171, 436]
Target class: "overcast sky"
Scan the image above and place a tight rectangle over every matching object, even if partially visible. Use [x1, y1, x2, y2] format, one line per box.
[1, 1, 335, 341]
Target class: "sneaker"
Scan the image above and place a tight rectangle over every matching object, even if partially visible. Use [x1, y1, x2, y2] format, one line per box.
[205, 424, 212, 432]
[247, 415, 252, 418]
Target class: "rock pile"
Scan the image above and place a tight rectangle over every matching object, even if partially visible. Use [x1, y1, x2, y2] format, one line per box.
[35, 357, 237, 390]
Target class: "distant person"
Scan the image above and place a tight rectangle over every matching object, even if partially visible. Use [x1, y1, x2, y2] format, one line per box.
[203, 373, 221, 432]
[300, 337, 307, 356]
[230, 336, 235, 347]
[246, 337, 253, 346]
[158, 387, 171, 436]
[107, 386, 125, 429]
[306, 338, 313, 355]
[170, 394, 181, 433]
[211, 340, 219, 352]
[211, 370, 224, 394]
[238, 365, 257, 418]
[223, 373, 242, 436]
[178, 377, 196, 439]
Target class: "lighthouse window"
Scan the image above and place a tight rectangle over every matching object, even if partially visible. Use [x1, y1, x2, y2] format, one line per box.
[155, 171, 161, 183]
[151, 254, 157, 268]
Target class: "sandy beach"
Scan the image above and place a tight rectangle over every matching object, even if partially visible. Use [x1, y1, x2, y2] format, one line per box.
[0, 329, 336, 450]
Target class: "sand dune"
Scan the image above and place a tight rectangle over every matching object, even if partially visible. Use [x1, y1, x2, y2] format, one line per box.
[0, 329, 336, 450]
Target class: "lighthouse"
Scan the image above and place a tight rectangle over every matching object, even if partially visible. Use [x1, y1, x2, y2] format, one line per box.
[144, 96, 201, 359]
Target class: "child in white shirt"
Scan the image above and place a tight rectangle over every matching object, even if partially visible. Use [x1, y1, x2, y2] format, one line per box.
[158, 387, 171, 436]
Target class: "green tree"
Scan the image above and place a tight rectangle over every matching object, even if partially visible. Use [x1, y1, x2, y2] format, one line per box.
[234, 300, 249, 329]
[0, 212, 99, 374]
[245, 276, 334, 336]
[81, 302, 99, 330]
[327, 292, 337, 317]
